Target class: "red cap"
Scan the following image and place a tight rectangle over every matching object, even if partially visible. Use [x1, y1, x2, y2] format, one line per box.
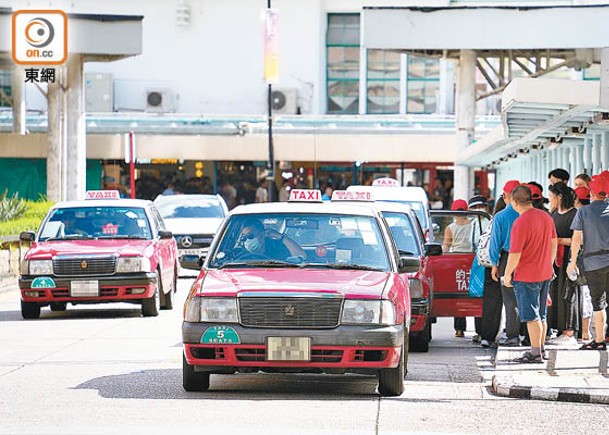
[503, 180, 521, 194]
[527, 184, 542, 200]
[589, 171, 609, 198]
[574, 186, 591, 201]
[451, 199, 468, 211]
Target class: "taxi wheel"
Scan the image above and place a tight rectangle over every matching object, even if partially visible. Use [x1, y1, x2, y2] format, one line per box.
[21, 301, 41, 320]
[183, 354, 210, 392]
[142, 284, 160, 317]
[50, 302, 67, 312]
[378, 340, 405, 397]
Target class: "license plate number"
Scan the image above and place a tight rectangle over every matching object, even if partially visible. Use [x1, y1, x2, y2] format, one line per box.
[70, 280, 99, 297]
[180, 249, 206, 256]
[267, 337, 311, 361]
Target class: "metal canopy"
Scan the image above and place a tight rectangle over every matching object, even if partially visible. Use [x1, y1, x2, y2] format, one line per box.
[458, 77, 607, 167]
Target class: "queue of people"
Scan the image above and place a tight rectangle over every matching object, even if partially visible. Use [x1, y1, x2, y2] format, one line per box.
[460, 168, 609, 363]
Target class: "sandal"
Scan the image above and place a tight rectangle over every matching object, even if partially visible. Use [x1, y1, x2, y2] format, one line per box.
[579, 341, 607, 350]
[513, 352, 543, 363]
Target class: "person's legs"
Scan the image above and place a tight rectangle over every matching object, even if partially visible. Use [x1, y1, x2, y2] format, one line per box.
[481, 268, 502, 344]
[513, 281, 544, 361]
[454, 317, 466, 336]
[584, 266, 609, 344]
[499, 254, 520, 341]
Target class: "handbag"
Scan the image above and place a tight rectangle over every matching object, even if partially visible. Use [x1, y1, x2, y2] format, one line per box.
[468, 257, 485, 298]
[475, 217, 494, 268]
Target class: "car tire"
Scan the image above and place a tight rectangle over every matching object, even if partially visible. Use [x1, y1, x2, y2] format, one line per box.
[50, 302, 67, 312]
[142, 275, 160, 317]
[21, 301, 41, 320]
[378, 325, 407, 397]
[409, 319, 431, 353]
[161, 266, 177, 311]
[183, 353, 210, 392]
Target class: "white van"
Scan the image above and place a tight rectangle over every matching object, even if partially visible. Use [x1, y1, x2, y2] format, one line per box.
[347, 179, 432, 240]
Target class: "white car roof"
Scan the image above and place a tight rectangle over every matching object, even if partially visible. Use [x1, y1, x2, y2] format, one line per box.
[346, 185, 429, 204]
[229, 202, 380, 217]
[154, 194, 224, 203]
[50, 199, 152, 210]
[369, 201, 415, 214]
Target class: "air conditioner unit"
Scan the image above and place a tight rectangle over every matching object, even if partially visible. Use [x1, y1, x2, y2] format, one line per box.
[271, 88, 298, 114]
[145, 89, 178, 113]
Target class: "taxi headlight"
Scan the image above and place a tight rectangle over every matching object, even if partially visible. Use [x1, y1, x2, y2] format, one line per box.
[116, 257, 151, 273]
[185, 296, 201, 322]
[342, 300, 396, 325]
[26, 260, 53, 276]
[408, 278, 424, 299]
[200, 298, 238, 323]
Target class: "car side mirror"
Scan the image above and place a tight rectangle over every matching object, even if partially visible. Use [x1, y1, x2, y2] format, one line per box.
[180, 254, 203, 271]
[19, 231, 35, 242]
[158, 230, 173, 240]
[424, 242, 443, 256]
[399, 256, 421, 274]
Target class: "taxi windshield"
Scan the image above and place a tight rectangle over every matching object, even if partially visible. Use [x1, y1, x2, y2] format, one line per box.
[380, 200, 428, 229]
[156, 199, 225, 219]
[208, 212, 390, 271]
[39, 206, 152, 241]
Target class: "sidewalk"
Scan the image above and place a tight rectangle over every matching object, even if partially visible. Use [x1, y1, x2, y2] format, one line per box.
[491, 344, 609, 404]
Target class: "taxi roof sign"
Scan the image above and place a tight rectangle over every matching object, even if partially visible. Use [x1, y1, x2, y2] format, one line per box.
[85, 190, 121, 200]
[331, 190, 374, 202]
[372, 177, 400, 187]
[288, 189, 322, 202]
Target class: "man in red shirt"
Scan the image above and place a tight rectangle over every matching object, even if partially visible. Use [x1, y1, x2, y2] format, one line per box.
[504, 186, 558, 363]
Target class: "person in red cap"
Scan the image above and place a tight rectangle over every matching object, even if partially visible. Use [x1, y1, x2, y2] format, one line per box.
[489, 180, 522, 346]
[568, 171, 609, 350]
[574, 186, 591, 207]
[443, 199, 473, 337]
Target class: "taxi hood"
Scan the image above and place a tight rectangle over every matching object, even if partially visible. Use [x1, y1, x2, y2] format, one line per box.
[25, 239, 157, 259]
[200, 269, 391, 299]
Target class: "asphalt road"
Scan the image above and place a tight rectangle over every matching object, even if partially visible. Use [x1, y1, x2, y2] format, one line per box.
[0, 277, 607, 435]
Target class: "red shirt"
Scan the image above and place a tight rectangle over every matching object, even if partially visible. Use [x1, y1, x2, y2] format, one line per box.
[509, 208, 557, 282]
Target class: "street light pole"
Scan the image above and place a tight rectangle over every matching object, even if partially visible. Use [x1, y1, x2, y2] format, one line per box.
[266, 0, 275, 202]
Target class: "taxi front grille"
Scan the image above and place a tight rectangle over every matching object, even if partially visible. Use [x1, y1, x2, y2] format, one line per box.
[239, 297, 342, 328]
[177, 234, 214, 249]
[53, 257, 116, 276]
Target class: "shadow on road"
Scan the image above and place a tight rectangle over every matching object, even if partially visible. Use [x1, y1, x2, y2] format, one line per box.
[74, 369, 384, 400]
[0, 307, 143, 322]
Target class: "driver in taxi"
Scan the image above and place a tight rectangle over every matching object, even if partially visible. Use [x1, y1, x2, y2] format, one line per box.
[237, 220, 306, 261]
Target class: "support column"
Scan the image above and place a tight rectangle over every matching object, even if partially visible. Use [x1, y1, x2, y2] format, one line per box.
[574, 143, 583, 176]
[454, 49, 476, 200]
[593, 133, 602, 173]
[47, 81, 62, 202]
[583, 137, 592, 174]
[11, 66, 25, 135]
[66, 54, 86, 201]
[603, 132, 609, 170]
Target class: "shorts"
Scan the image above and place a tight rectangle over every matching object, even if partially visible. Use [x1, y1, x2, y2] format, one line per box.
[513, 280, 551, 322]
[584, 265, 609, 312]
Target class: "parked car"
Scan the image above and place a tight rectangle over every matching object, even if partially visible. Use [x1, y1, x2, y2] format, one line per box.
[154, 194, 228, 267]
[181, 189, 419, 396]
[19, 191, 179, 319]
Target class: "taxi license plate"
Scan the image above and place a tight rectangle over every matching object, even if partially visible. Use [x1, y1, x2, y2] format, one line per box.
[267, 337, 311, 361]
[180, 249, 206, 256]
[70, 280, 99, 297]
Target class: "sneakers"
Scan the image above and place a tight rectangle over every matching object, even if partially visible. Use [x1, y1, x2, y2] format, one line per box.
[472, 334, 481, 343]
[455, 330, 465, 337]
[481, 339, 491, 348]
[498, 336, 521, 347]
[549, 334, 579, 347]
[513, 351, 543, 364]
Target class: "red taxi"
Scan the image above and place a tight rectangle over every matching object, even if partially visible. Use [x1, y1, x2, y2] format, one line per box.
[428, 210, 491, 321]
[19, 191, 179, 319]
[181, 189, 419, 396]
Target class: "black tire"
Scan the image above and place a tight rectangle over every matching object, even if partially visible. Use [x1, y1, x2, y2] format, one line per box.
[183, 353, 210, 392]
[161, 267, 177, 311]
[142, 274, 160, 317]
[378, 325, 407, 397]
[50, 302, 67, 312]
[409, 319, 431, 352]
[21, 301, 41, 320]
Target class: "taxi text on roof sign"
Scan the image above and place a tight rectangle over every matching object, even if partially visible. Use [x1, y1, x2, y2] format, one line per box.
[331, 190, 374, 201]
[372, 177, 400, 187]
[288, 189, 322, 202]
[85, 190, 121, 200]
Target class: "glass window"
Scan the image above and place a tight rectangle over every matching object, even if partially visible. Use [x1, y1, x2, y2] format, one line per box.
[326, 14, 360, 114]
[209, 213, 390, 271]
[407, 56, 440, 114]
[366, 49, 401, 114]
[156, 199, 225, 219]
[0, 71, 11, 108]
[382, 212, 421, 256]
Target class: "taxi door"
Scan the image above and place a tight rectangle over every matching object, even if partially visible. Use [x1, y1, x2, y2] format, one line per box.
[428, 210, 490, 319]
[151, 207, 177, 289]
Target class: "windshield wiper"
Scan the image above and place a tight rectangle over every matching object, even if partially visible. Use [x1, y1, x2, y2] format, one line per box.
[216, 260, 300, 269]
[45, 235, 95, 241]
[97, 235, 148, 240]
[323, 263, 385, 272]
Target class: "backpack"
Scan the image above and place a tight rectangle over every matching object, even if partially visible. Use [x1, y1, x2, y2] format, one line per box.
[476, 217, 494, 268]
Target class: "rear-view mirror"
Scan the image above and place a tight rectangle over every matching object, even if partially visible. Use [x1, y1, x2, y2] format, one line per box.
[399, 256, 421, 274]
[424, 242, 443, 256]
[180, 254, 203, 271]
[19, 231, 35, 242]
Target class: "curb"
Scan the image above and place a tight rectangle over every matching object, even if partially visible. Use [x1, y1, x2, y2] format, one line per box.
[491, 376, 609, 404]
